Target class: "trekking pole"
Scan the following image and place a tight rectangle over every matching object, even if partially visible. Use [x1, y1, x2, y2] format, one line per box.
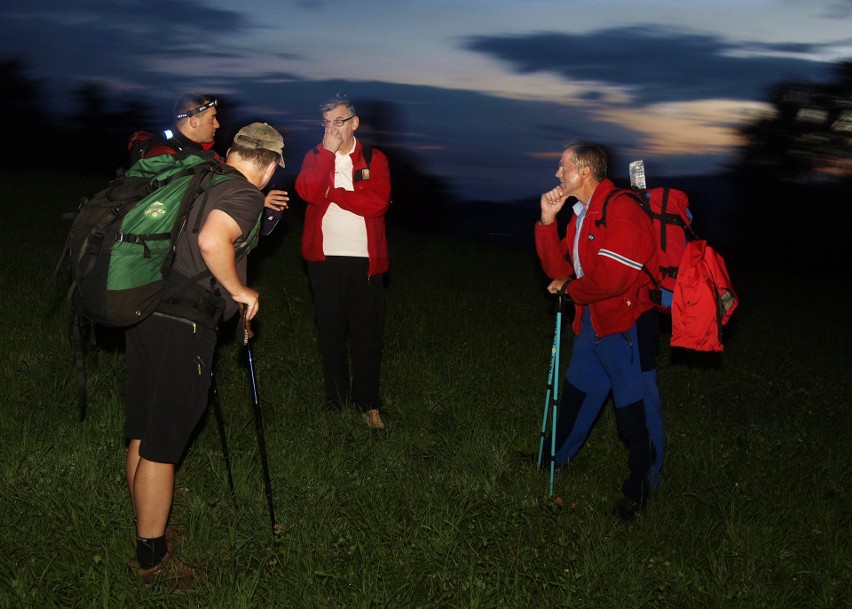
[241, 306, 280, 535]
[537, 305, 560, 468]
[536, 289, 566, 497]
[548, 294, 563, 498]
[209, 369, 235, 497]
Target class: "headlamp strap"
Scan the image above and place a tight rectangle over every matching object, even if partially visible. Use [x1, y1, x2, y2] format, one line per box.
[175, 99, 218, 120]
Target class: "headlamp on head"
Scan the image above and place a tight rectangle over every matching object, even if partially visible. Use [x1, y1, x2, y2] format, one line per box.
[175, 98, 218, 120]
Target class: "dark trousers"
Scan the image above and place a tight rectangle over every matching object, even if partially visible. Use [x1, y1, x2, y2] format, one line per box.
[307, 257, 385, 411]
[125, 314, 218, 463]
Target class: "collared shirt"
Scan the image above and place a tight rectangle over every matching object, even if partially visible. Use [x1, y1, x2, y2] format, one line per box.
[321, 138, 368, 257]
[571, 200, 588, 278]
[333, 141, 355, 190]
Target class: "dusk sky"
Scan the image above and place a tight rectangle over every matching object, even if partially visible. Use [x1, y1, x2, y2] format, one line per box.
[2, 0, 851, 201]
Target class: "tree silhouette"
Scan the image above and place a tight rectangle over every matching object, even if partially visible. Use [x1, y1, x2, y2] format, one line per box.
[1, 58, 156, 174]
[738, 60, 852, 181]
[66, 82, 153, 175]
[0, 58, 57, 168]
[354, 98, 457, 232]
[733, 60, 851, 270]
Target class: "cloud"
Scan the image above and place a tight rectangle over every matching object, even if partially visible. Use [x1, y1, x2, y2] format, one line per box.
[2, 0, 249, 35]
[823, 0, 852, 18]
[5, 2, 842, 200]
[462, 26, 840, 104]
[0, 0, 255, 97]
[594, 99, 771, 156]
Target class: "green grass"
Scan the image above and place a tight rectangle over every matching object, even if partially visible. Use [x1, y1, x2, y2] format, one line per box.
[0, 171, 849, 608]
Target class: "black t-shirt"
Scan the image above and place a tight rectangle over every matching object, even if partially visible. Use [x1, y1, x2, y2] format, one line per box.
[169, 170, 264, 320]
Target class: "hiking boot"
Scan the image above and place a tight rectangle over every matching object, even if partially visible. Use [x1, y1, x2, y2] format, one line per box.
[129, 552, 206, 590]
[362, 408, 385, 430]
[131, 524, 186, 553]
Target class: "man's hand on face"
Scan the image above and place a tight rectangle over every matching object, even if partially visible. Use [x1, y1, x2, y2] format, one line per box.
[539, 186, 569, 224]
[323, 126, 344, 153]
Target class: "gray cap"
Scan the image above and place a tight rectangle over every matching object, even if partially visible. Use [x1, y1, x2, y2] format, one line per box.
[233, 122, 285, 167]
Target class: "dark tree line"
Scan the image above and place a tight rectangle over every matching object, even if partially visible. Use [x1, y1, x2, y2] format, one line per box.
[0, 57, 458, 235]
[732, 60, 852, 269]
[4, 54, 850, 265]
[737, 60, 852, 181]
[6, 54, 850, 185]
[0, 58, 154, 175]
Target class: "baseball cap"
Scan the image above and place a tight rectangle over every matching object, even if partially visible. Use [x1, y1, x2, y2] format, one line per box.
[233, 122, 286, 167]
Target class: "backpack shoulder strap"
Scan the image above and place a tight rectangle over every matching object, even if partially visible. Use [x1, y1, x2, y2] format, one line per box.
[594, 187, 661, 297]
[595, 188, 642, 228]
[353, 143, 373, 184]
[189, 162, 241, 234]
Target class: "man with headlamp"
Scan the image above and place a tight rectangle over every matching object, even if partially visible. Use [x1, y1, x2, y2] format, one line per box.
[129, 93, 290, 217]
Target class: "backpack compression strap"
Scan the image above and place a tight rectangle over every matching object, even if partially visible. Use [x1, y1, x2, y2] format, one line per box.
[106, 162, 221, 259]
[638, 188, 700, 250]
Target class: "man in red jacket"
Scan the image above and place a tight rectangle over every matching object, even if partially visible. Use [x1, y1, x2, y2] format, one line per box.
[535, 143, 664, 520]
[296, 95, 392, 429]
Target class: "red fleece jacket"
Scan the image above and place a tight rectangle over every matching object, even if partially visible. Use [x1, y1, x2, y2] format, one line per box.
[296, 141, 392, 276]
[535, 179, 659, 338]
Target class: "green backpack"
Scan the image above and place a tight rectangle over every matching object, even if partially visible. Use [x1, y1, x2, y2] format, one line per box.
[63, 151, 239, 327]
[54, 150, 255, 418]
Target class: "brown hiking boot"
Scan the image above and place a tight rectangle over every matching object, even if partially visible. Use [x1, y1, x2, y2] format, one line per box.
[129, 552, 206, 590]
[362, 408, 385, 430]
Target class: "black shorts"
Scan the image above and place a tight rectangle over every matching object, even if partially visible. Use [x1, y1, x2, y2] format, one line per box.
[125, 314, 218, 463]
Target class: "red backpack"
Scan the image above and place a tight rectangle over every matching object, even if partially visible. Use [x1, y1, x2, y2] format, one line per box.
[635, 188, 695, 296]
[670, 240, 738, 352]
[599, 187, 696, 307]
[599, 186, 739, 352]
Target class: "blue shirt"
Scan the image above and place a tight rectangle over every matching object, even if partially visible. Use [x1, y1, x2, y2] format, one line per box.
[571, 200, 588, 278]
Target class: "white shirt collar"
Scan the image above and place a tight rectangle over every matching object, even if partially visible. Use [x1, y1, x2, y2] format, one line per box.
[336, 137, 357, 157]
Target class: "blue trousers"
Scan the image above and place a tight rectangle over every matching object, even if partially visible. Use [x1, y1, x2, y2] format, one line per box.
[549, 308, 664, 502]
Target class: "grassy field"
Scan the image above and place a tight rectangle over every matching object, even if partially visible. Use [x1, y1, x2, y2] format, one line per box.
[0, 171, 849, 608]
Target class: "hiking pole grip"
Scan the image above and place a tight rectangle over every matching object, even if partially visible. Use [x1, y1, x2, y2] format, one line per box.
[556, 278, 572, 314]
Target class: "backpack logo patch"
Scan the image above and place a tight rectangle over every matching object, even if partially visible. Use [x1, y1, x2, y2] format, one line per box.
[144, 201, 167, 219]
